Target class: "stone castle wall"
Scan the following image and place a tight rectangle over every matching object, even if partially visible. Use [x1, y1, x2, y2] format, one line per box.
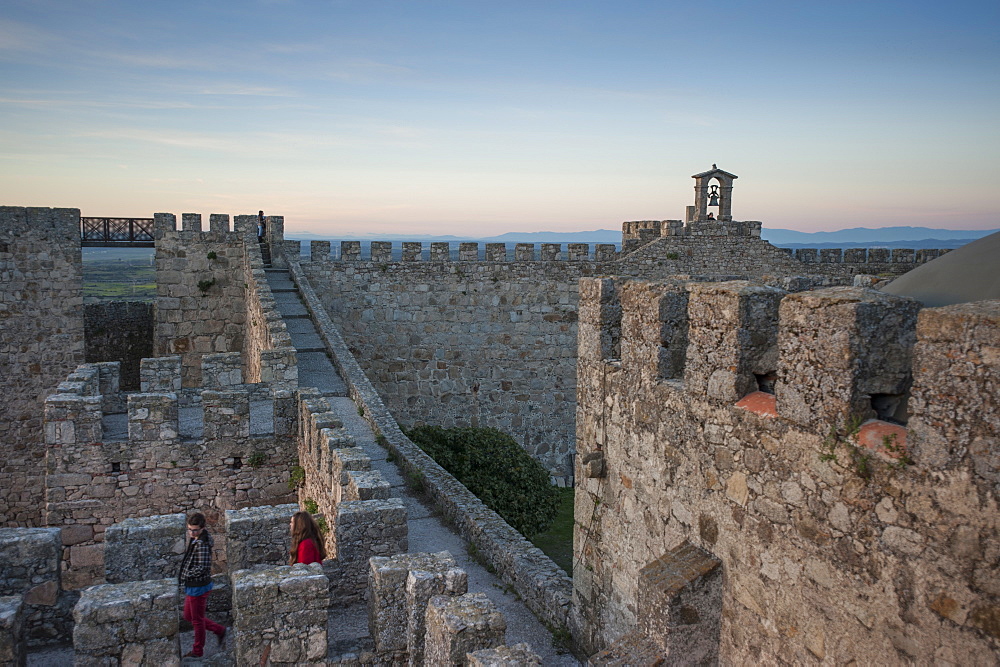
[298, 242, 600, 478]
[0, 207, 85, 528]
[292, 230, 863, 479]
[84, 301, 153, 390]
[43, 360, 299, 588]
[153, 213, 248, 387]
[573, 277, 999, 662]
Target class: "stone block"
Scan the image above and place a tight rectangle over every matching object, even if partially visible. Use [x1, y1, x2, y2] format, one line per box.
[638, 542, 722, 664]
[231, 564, 329, 664]
[776, 287, 920, 430]
[908, 301, 1000, 470]
[368, 551, 466, 661]
[139, 356, 181, 392]
[345, 470, 392, 501]
[424, 593, 506, 666]
[225, 504, 297, 571]
[619, 280, 688, 381]
[684, 281, 784, 402]
[202, 351, 243, 387]
[104, 513, 186, 584]
[202, 389, 250, 440]
[430, 242, 450, 261]
[0, 596, 25, 665]
[371, 241, 393, 262]
[0, 528, 62, 596]
[127, 392, 179, 442]
[310, 240, 331, 261]
[73, 578, 180, 665]
[467, 642, 542, 666]
[485, 243, 506, 261]
[402, 242, 422, 261]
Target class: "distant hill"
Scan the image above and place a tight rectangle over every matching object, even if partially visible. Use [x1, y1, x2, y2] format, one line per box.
[289, 225, 997, 249]
[761, 226, 998, 248]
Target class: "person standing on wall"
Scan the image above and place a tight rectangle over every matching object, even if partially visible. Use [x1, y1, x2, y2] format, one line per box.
[289, 510, 326, 565]
[178, 512, 226, 657]
[257, 210, 266, 243]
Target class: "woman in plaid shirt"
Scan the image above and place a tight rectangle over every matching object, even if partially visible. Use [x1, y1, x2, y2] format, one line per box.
[178, 512, 226, 657]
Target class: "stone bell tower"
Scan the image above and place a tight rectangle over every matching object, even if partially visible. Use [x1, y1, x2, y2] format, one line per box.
[687, 164, 738, 222]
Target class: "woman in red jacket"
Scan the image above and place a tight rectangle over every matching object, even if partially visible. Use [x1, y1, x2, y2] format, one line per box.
[289, 510, 327, 565]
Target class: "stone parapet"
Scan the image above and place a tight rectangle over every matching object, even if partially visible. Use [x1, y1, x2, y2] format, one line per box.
[334, 499, 408, 604]
[776, 286, 920, 429]
[231, 564, 329, 664]
[202, 351, 243, 387]
[574, 278, 1000, 661]
[0, 527, 71, 647]
[72, 578, 179, 666]
[103, 513, 186, 584]
[127, 392, 179, 442]
[139, 355, 182, 392]
[299, 240, 619, 263]
[424, 592, 507, 666]
[202, 389, 251, 440]
[368, 551, 468, 662]
[225, 503, 298, 572]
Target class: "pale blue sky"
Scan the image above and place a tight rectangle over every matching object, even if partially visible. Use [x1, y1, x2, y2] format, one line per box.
[1, 0, 997, 235]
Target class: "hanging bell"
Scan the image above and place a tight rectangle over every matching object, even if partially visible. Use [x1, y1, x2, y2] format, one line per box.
[708, 185, 720, 207]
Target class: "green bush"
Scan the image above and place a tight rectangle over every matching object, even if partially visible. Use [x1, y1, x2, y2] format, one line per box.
[405, 425, 560, 537]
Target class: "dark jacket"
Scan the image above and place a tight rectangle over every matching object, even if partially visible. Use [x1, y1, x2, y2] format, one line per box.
[178, 530, 213, 588]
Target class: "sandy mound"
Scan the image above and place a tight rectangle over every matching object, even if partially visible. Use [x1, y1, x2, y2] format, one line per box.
[881, 230, 1000, 307]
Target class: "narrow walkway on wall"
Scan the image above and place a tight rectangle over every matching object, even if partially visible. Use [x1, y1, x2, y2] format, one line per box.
[263, 267, 579, 664]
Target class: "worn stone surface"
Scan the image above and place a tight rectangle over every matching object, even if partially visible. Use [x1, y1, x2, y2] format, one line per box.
[72, 578, 179, 666]
[368, 551, 467, 661]
[226, 503, 298, 571]
[0, 207, 85, 528]
[424, 592, 507, 666]
[104, 513, 186, 583]
[153, 215, 247, 387]
[231, 563, 329, 664]
[0, 527, 74, 647]
[574, 277, 1000, 663]
[467, 642, 542, 666]
[0, 595, 25, 665]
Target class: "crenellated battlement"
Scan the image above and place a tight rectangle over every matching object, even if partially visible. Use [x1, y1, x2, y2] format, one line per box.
[41, 358, 299, 588]
[575, 276, 1000, 660]
[287, 240, 620, 262]
[578, 278, 1000, 455]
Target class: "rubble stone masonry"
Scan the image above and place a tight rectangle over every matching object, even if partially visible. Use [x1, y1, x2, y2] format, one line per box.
[573, 277, 999, 662]
[0, 207, 85, 527]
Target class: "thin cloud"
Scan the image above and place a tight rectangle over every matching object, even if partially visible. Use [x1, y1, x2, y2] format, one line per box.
[195, 85, 295, 97]
[0, 19, 56, 53]
[0, 96, 200, 110]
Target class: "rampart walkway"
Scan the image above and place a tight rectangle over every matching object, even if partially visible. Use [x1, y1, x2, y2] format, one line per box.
[263, 267, 579, 663]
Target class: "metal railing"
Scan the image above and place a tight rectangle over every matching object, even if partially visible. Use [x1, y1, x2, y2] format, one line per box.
[81, 217, 155, 246]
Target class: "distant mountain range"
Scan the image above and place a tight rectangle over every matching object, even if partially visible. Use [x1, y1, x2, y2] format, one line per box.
[288, 226, 998, 249]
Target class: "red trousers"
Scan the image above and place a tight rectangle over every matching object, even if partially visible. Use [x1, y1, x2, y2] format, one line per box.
[183, 592, 225, 656]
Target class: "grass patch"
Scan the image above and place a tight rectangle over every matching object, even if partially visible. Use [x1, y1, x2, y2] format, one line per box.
[529, 487, 574, 575]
